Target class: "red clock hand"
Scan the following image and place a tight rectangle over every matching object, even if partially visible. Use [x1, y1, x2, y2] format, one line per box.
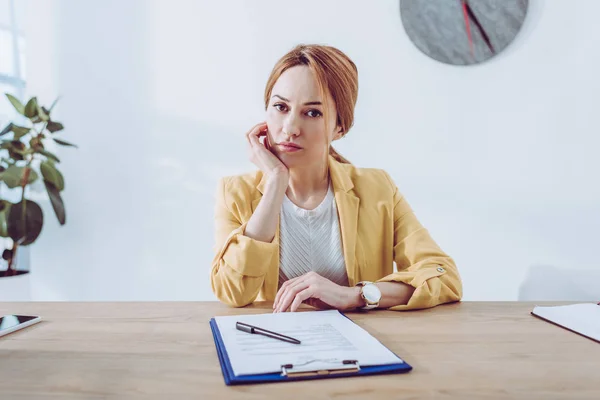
[465, 0, 496, 54]
[460, 0, 475, 58]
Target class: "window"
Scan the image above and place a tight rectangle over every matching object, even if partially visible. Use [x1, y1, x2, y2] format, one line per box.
[0, 0, 26, 124]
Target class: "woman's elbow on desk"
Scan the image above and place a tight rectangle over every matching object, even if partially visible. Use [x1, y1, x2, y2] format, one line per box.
[210, 267, 261, 308]
[216, 294, 255, 308]
[410, 274, 463, 310]
[211, 281, 256, 308]
[380, 264, 463, 311]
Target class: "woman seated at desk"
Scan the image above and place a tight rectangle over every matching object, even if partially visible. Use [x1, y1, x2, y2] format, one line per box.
[210, 44, 462, 312]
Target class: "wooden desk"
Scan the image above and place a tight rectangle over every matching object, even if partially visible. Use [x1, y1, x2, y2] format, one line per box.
[0, 302, 598, 399]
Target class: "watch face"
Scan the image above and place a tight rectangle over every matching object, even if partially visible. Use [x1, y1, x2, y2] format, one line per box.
[363, 284, 382, 303]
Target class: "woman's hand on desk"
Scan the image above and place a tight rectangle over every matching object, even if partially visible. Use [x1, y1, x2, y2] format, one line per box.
[273, 272, 363, 313]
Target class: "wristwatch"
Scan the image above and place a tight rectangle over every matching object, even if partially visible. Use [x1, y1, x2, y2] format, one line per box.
[356, 281, 382, 310]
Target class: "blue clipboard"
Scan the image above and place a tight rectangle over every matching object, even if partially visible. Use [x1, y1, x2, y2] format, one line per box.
[209, 314, 412, 385]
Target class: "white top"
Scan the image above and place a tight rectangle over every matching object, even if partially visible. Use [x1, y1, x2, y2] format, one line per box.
[278, 182, 349, 287]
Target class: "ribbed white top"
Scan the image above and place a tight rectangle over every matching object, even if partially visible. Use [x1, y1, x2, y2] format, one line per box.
[278, 183, 349, 288]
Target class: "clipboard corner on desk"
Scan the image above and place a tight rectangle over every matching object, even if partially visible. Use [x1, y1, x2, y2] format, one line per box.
[530, 303, 600, 344]
[208, 313, 413, 386]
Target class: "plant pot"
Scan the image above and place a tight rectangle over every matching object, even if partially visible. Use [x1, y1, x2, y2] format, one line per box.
[0, 241, 32, 301]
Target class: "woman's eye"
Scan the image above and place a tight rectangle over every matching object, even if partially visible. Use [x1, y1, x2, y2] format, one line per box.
[274, 103, 287, 112]
[306, 109, 322, 118]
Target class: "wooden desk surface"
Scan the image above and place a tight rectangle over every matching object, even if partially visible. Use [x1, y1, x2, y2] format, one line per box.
[0, 301, 598, 399]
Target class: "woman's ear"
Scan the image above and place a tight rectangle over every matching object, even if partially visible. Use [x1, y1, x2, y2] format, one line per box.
[332, 126, 344, 141]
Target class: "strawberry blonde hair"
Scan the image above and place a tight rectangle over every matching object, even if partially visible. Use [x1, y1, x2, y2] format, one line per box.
[264, 44, 359, 164]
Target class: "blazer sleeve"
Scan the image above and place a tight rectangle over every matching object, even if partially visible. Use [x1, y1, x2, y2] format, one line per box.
[376, 171, 463, 311]
[210, 177, 278, 307]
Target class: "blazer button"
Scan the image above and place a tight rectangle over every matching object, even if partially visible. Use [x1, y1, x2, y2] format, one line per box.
[436, 267, 445, 273]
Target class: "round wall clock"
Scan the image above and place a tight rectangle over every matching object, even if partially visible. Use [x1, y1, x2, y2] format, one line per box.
[400, 0, 529, 66]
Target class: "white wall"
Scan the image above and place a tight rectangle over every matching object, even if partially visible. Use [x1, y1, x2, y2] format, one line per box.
[20, 0, 600, 301]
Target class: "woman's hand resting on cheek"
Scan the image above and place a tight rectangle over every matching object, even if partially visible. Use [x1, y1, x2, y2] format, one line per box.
[273, 271, 364, 313]
[247, 122, 288, 183]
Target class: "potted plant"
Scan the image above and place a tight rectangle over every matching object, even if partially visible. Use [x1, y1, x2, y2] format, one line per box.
[0, 93, 76, 285]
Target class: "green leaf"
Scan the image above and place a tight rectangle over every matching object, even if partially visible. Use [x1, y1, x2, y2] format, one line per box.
[1, 140, 26, 161]
[0, 200, 12, 238]
[46, 120, 64, 133]
[44, 180, 65, 225]
[0, 165, 39, 188]
[25, 97, 39, 118]
[37, 104, 49, 122]
[7, 199, 44, 245]
[40, 160, 64, 191]
[53, 138, 77, 148]
[0, 123, 13, 136]
[37, 149, 61, 163]
[29, 169, 39, 184]
[12, 125, 31, 140]
[5, 94, 25, 115]
[9, 140, 26, 154]
[0, 124, 29, 137]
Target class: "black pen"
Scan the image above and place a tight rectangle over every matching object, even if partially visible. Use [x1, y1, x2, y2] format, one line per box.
[235, 321, 301, 345]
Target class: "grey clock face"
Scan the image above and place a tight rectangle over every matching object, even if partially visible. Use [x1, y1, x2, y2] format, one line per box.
[400, 0, 529, 65]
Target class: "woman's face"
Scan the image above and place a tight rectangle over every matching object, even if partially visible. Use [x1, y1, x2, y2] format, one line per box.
[265, 65, 342, 169]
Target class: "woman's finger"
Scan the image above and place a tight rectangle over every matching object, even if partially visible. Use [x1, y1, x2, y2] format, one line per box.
[274, 280, 292, 309]
[246, 122, 267, 145]
[273, 275, 304, 309]
[276, 281, 310, 313]
[290, 287, 316, 312]
[274, 272, 323, 310]
[246, 122, 266, 138]
[275, 282, 303, 313]
[276, 278, 311, 311]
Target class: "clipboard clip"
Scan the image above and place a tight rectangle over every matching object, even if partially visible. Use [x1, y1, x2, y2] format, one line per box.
[281, 359, 360, 378]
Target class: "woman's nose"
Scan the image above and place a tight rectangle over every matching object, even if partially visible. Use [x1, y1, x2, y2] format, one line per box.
[282, 114, 300, 137]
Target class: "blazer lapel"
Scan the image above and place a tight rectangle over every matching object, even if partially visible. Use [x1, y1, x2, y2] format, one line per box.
[329, 156, 360, 286]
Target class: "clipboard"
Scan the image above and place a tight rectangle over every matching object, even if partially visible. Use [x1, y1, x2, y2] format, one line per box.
[209, 316, 412, 385]
[530, 303, 600, 344]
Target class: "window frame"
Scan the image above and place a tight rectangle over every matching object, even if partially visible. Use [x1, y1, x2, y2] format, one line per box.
[0, 0, 25, 101]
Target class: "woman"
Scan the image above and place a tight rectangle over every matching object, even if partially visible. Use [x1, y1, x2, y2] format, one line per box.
[211, 44, 462, 312]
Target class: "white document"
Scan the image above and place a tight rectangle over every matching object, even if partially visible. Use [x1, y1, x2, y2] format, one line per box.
[214, 310, 404, 376]
[532, 303, 600, 342]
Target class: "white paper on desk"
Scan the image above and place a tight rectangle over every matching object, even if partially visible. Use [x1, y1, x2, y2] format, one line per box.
[532, 303, 600, 342]
[214, 310, 403, 376]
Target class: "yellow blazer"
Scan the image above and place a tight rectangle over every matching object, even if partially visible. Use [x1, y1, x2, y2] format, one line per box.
[210, 155, 462, 311]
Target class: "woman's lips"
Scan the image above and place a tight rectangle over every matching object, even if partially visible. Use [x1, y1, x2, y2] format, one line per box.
[277, 143, 302, 152]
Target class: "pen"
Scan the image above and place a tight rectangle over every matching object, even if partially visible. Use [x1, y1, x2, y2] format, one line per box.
[235, 321, 301, 345]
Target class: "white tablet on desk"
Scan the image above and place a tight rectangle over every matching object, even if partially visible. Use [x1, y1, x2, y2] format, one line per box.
[0, 315, 42, 338]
